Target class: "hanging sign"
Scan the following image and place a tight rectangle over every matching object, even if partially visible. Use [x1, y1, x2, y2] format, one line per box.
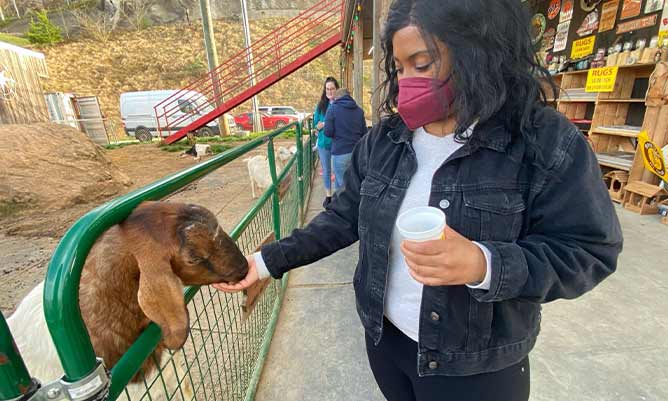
[542, 27, 557, 50]
[581, 0, 603, 11]
[638, 131, 668, 181]
[554, 20, 571, 52]
[621, 0, 642, 19]
[585, 66, 619, 92]
[660, 6, 668, 39]
[571, 35, 597, 58]
[599, 0, 620, 32]
[577, 10, 600, 36]
[548, 0, 562, 19]
[561, 0, 575, 22]
[660, 30, 668, 46]
[645, 0, 665, 13]
[616, 14, 658, 34]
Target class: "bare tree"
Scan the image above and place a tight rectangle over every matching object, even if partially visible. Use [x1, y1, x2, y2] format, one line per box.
[11, 0, 19, 17]
[72, 0, 122, 43]
[122, 0, 154, 31]
[175, 0, 191, 25]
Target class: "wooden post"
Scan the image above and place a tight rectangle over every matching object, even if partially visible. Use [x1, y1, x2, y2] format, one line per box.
[344, 51, 354, 89]
[371, 0, 388, 124]
[353, 16, 364, 106]
[199, 0, 228, 135]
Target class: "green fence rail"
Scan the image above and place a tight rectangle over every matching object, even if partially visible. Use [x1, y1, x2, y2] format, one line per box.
[0, 119, 318, 401]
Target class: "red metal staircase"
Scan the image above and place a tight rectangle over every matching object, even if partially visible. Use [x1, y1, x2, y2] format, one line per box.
[156, 0, 344, 144]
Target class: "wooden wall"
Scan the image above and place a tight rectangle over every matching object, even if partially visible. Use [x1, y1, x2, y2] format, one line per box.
[0, 42, 49, 124]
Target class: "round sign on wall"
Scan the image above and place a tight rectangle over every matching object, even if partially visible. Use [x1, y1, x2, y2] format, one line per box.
[532, 13, 547, 45]
[548, 0, 561, 19]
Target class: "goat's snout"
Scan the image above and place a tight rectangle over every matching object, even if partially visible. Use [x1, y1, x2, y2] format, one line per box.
[224, 255, 249, 283]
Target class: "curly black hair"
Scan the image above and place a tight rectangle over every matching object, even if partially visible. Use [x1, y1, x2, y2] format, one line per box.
[379, 0, 558, 162]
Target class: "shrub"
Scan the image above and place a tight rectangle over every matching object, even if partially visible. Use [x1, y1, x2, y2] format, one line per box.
[25, 10, 62, 46]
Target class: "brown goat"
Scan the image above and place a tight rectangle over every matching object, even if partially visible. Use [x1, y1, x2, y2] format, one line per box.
[8, 201, 248, 396]
[77, 201, 249, 380]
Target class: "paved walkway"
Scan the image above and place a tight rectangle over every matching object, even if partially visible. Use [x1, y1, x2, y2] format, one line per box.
[255, 176, 668, 401]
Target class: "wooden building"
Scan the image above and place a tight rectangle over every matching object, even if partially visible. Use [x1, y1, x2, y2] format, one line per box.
[0, 41, 49, 124]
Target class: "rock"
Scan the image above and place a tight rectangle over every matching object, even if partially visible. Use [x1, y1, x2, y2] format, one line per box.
[0, 123, 132, 212]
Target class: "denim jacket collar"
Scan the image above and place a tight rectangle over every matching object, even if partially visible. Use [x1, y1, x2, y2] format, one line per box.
[387, 115, 512, 152]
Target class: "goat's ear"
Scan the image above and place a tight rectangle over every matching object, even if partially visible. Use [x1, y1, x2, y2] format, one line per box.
[137, 258, 189, 350]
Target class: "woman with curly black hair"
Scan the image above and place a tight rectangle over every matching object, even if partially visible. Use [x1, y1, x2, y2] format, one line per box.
[216, 1, 623, 400]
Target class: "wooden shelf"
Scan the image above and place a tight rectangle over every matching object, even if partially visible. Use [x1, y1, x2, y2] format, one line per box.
[597, 99, 646, 103]
[596, 152, 635, 171]
[554, 63, 657, 77]
[558, 99, 597, 103]
[591, 128, 640, 137]
[617, 62, 657, 70]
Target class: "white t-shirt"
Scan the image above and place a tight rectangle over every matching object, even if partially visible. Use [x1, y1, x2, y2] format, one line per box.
[384, 126, 491, 342]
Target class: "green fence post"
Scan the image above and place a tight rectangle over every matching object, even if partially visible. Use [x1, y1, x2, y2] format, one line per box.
[0, 315, 37, 401]
[267, 139, 282, 240]
[296, 121, 305, 223]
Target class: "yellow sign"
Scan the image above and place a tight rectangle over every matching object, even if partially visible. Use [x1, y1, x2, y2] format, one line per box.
[585, 66, 619, 92]
[638, 131, 668, 181]
[571, 35, 596, 59]
[660, 30, 668, 46]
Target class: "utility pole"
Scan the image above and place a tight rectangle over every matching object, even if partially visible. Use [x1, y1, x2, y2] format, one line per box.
[199, 0, 229, 135]
[240, 0, 262, 132]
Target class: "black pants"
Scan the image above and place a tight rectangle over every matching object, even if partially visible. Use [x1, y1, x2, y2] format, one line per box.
[365, 319, 530, 401]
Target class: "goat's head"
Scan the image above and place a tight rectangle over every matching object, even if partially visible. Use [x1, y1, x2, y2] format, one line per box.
[277, 146, 292, 162]
[173, 204, 249, 285]
[127, 202, 248, 349]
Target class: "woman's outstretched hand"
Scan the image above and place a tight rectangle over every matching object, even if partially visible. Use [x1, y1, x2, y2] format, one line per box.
[212, 255, 260, 292]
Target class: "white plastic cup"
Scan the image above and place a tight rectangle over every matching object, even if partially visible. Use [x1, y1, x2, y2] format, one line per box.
[396, 206, 446, 242]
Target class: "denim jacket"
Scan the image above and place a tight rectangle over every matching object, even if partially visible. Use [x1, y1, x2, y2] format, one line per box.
[261, 107, 623, 376]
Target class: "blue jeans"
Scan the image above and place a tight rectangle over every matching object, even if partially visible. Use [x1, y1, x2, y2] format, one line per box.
[332, 152, 352, 191]
[317, 146, 332, 191]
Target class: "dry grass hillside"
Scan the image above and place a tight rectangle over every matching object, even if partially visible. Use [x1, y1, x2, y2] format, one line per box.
[37, 18, 372, 138]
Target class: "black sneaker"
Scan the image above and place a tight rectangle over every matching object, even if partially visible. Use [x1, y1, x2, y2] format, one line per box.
[322, 196, 332, 208]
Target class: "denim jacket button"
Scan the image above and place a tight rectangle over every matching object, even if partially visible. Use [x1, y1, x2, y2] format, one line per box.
[439, 199, 450, 209]
[430, 312, 440, 321]
[428, 361, 438, 370]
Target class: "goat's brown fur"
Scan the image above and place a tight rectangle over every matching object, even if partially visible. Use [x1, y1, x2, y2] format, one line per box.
[78, 201, 248, 381]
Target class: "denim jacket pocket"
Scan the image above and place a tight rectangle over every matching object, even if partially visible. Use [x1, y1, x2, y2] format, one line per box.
[358, 175, 388, 235]
[463, 191, 526, 241]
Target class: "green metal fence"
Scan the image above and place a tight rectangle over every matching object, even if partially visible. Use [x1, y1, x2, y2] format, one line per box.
[0, 119, 318, 401]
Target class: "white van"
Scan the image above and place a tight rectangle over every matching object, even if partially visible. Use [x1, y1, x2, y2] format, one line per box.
[120, 90, 232, 142]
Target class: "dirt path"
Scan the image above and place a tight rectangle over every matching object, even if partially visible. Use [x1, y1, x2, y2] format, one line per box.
[0, 140, 293, 316]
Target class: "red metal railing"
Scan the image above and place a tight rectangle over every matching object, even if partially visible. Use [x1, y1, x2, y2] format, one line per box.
[155, 0, 344, 144]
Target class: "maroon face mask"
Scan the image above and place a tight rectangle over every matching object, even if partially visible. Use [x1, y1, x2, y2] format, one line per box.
[397, 76, 455, 130]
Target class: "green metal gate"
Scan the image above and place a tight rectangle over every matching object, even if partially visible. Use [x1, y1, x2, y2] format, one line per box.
[0, 120, 318, 401]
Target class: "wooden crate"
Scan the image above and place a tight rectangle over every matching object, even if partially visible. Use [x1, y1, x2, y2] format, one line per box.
[622, 181, 668, 215]
[604, 170, 629, 202]
[241, 233, 276, 318]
